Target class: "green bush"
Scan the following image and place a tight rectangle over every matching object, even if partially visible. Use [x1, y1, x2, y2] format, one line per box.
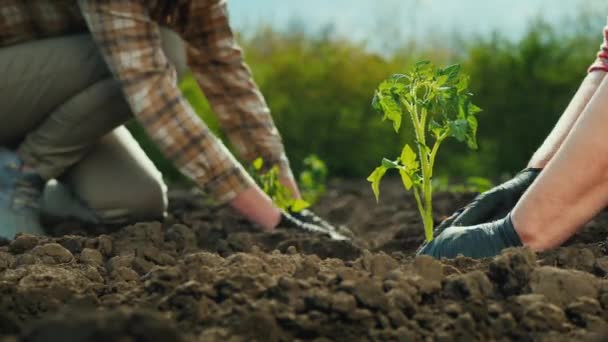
[129, 16, 604, 183]
[454, 20, 599, 177]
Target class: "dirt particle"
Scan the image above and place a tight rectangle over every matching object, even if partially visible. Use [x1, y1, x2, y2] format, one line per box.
[413, 255, 444, 283]
[444, 303, 463, 318]
[14, 253, 39, 266]
[331, 292, 357, 314]
[112, 267, 140, 282]
[165, 224, 196, 252]
[96, 235, 113, 257]
[566, 297, 602, 327]
[494, 312, 517, 335]
[515, 294, 570, 332]
[56, 236, 86, 254]
[21, 308, 185, 342]
[17, 264, 92, 294]
[107, 255, 134, 272]
[552, 247, 596, 272]
[347, 308, 376, 328]
[370, 253, 399, 278]
[386, 289, 416, 317]
[132, 257, 155, 275]
[79, 248, 103, 267]
[600, 280, 608, 309]
[0, 251, 15, 271]
[305, 290, 332, 312]
[487, 302, 504, 317]
[454, 312, 476, 338]
[360, 251, 399, 278]
[530, 266, 599, 307]
[9, 234, 39, 253]
[353, 280, 389, 311]
[593, 256, 608, 277]
[31, 243, 74, 264]
[294, 258, 320, 280]
[443, 270, 493, 301]
[488, 247, 535, 297]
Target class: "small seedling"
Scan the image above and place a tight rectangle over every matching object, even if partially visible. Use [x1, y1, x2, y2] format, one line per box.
[367, 61, 481, 241]
[299, 154, 328, 205]
[250, 158, 310, 212]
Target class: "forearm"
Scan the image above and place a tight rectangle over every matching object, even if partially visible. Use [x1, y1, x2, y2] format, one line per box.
[528, 71, 606, 168]
[229, 186, 281, 231]
[184, 0, 292, 179]
[514, 73, 608, 250]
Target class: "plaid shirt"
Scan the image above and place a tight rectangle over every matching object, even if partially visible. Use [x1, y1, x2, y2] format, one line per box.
[0, 0, 290, 203]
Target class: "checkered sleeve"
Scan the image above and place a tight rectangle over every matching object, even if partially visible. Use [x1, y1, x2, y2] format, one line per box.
[78, 0, 255, 203]
[182, 0, 291, 175]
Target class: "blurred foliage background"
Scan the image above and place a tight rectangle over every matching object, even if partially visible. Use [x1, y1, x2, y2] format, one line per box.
[129, 12, 605, 184]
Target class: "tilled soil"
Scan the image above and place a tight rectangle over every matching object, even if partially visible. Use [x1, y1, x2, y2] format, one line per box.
[1, 179, 608, 341]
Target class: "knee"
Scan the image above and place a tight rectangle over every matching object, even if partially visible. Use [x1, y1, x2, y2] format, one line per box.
[128, 174, 168, 222]
[89, 175, 168, 225]
[97, 171, 168, 224]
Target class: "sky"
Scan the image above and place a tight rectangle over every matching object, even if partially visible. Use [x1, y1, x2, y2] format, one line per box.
[228, 0, 608, 51]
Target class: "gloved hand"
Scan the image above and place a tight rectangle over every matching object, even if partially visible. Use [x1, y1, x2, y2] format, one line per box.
[435, 168, 541, 235]
[278, 209, 351, 241]
[418, 214, 522, 259]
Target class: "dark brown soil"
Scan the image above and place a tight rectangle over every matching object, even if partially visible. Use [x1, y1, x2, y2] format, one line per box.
[1, 179, 608, 341]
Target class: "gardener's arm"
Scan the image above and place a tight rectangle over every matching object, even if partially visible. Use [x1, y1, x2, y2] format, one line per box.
[77, 0, 286, 229]
[423, 73, 608, 259]
[437, 52, 606, 231]
[424, 22, 608, 258]
[180, 0, 300, 198]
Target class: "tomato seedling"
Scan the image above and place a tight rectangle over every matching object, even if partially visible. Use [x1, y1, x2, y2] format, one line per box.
[368, 61, 481, 241]
[250, 156, 329, 213]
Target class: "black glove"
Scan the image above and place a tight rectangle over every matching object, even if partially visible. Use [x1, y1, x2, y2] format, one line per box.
[435, 168, 541, 235]
[278, 209, 351, 241]
[418, 214, 522, 259]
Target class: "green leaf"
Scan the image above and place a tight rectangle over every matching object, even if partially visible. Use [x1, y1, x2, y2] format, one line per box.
[440, 64, 461, 81]
[399, 169, 414, 190]
[382, 158, 401, 169]
[371, 92, 381, 112]
[448, 119, 469, 142]
[391, 73, 409, 80]
[468, 102, 482, 115]
[253, 157, 264, 171]
[415, 61, 433, 78]
[367, 166, 388, 202]
[400, 144, 418, 170]
[290, 199, 310, 212]
[429, 120, 444, 139]
[375, 87, 402, 132]
[435, 75, 449, 87]
[457, 97, 469, 119]
[465, 115, 478, 149]
[456, 75, 470, 92]
[415, 60, 431, 69]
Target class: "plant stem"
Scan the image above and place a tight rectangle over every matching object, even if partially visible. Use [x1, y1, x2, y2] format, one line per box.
[421, 161, 433, 241]
[413, 186, 427, 234]
[411, 98, 434, 241]
[422, 131, 449, 241]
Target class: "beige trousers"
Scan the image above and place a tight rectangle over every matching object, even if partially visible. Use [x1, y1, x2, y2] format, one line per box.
[0, 29, 188, 224]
